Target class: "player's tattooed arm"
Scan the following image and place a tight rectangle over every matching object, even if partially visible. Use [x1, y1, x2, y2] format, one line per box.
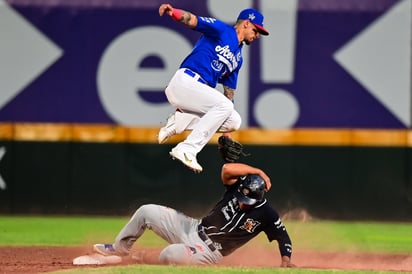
[159, 4, 198, 28]
[223, 86, 235, 102]
[179, 10, 198, 28]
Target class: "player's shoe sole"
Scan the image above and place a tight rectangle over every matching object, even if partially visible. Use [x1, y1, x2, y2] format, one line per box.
[169, 147, 203, 173]
[93, 244, 118, 256]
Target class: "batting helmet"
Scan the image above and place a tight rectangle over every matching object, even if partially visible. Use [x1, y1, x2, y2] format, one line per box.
[234, 174, 266, 205]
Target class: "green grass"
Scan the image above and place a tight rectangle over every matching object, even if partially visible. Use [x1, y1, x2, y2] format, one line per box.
[1, 216, 411, 253]
[52, 265, 394, 274]
[284, 220, 412, 253]
[0, 215, 167, 247]
[1, 215, 411, 274]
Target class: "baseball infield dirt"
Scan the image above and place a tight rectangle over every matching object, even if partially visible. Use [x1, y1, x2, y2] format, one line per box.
[1, 246, 412, 273]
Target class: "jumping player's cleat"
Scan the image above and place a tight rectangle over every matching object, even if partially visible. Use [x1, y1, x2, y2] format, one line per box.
[169, 147, 203, 173]
[93, 244, 118, 256]
[158, 113, 177, 144]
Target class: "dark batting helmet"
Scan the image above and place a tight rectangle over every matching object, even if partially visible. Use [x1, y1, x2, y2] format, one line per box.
[234, 174, 266, 205]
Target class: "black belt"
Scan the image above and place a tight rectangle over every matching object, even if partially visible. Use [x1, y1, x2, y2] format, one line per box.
[197, 224, 216, 252]
[184, 69, 208, 85]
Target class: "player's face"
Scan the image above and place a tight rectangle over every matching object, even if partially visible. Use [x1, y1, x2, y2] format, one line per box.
[239, 201, 255, 211]
[244, 22, 261, 45]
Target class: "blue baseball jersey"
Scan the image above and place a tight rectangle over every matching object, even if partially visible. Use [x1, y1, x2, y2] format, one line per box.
[179, 16, 244, 89]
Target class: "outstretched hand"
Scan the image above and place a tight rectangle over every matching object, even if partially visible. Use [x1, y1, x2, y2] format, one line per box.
[158, 4, 197, 28]
[159, 3, 173, 16]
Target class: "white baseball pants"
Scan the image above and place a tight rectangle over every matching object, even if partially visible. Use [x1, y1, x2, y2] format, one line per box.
[165, 68, 241, 155]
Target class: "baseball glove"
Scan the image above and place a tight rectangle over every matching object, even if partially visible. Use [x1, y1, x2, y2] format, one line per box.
[218, 135, 249, 163]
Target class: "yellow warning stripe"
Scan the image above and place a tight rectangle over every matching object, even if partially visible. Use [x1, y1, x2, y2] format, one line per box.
[0, 123, 411, 147]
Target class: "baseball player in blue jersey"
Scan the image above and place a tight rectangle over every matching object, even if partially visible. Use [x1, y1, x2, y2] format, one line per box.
[157, 4, 269, 173]
[93, 163, 296, 267]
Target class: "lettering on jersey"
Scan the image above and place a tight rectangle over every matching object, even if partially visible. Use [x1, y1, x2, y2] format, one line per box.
[221, 198, 238, 220]
[213, 45, 241, 72]
[240, 218, 261, 233]
[199, 16, 216, 24]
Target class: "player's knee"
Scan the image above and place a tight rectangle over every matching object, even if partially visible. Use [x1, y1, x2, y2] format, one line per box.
[159, 244, 192, 265]
[232, 111, 241, 130]
[134, 204, 158, 222]
[213, 99, 234, 116]
[221, 99, 235, 113]
[219, 111, 241, 132]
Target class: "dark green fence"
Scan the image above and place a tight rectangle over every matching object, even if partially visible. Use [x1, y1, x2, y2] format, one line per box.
[0, 141, 411, 220]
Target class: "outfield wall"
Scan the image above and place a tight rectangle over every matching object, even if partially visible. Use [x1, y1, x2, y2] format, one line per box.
[0, 125, 411, 221]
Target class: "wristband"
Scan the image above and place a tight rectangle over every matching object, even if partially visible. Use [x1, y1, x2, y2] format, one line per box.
[171, 8, 183, 21]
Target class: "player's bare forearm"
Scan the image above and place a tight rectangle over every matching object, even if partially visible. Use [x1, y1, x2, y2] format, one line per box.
[223, 86, 235, 101]
[159, 3, 198, 28]
[221, 163, 271, 190]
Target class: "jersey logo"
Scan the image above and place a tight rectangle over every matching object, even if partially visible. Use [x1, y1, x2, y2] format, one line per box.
[240, 218, 261, 233]
[211, 59, 224, 72]
[183, 153, 192, 163]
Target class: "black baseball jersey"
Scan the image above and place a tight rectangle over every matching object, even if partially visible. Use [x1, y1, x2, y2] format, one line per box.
[200, 182, 292, 257]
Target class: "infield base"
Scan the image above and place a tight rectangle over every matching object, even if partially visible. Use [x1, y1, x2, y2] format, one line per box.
[73, 253, 122, 265]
